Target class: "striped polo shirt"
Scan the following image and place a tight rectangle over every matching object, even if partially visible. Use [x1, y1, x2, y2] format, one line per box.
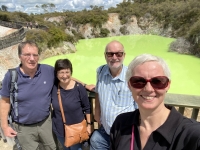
[96, 64, 137, 134]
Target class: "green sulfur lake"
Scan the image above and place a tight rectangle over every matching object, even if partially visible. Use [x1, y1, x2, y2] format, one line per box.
[41, 35, 200, 96]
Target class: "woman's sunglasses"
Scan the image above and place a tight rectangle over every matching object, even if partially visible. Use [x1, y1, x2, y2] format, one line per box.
[129, 76, 169, 89]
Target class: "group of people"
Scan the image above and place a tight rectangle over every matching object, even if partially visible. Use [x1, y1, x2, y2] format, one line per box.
[26, 22, 38, 29]
[26, 22, 33, 29]
[0, 40, 199, 150]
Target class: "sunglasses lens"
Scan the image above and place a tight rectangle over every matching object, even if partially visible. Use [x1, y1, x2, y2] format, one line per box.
[130, 76, 169, 89]
[106, 52, 124, 57]
[115, 52, 124, 57]
[106, 52, 113, 57]
[130, 77, 147, 89]
[151, 76, 169, 89]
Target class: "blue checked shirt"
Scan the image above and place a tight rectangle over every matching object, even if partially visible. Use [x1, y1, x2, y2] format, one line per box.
[96, 65, 137, 134]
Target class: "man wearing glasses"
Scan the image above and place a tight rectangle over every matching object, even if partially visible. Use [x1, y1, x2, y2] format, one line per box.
[90, 40, 138, 150]
[0, 41, 94, 150]
[0, 41, 57, 150]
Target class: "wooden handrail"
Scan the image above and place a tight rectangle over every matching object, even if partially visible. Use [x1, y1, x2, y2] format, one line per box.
[87, 92, 200, 129]
[164, 93, 200, 120]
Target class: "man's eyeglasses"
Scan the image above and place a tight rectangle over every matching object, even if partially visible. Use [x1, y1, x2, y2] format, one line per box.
[21, 53, 39, 58]
[129, 76, 169, 89]
[105, 52, 124, 57]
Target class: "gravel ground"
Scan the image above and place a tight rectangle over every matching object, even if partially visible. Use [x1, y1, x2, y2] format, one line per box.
[0, 137, 14, 150]
[0, 134, 90, 150]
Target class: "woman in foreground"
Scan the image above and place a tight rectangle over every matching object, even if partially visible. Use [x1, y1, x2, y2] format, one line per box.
[110, 54, 200, 150]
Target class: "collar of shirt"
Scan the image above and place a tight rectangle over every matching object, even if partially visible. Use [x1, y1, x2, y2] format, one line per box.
[18, 64, 41, 78]
[156, 105, 185, 144]
[102, 64, 126, 82]
[123, 106, 184, 145]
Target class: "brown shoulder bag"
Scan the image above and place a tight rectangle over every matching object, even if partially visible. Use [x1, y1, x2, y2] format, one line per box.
[57, 84, 89, 147]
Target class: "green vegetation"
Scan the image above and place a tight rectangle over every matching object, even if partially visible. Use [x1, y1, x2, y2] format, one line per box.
[120, 26, 129, 35]
[0, 0, 200, 56]
[26, 29, 49, 52]
[0, 5, 8, 11]
[40, 3, 56, 13]
[0, 12, 10, 21]
[108, 0, 200, 56]
[100, 28, 110, 37]
[65, 6, 108, 28]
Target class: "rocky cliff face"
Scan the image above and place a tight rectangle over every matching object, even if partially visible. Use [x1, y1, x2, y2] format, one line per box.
[64, 13, 172, 38]
[0, 13, 172, 81]
[0, 44, 19, 80]
[65, 13, 143, 38]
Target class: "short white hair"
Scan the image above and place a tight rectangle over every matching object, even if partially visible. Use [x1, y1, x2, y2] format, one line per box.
[126, 54, 171, 82]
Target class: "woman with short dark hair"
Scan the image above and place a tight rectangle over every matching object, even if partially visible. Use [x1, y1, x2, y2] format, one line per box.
[52, 58, 91, 150]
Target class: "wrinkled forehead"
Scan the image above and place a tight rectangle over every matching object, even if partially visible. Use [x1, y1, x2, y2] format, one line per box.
[22, 44, 39, 52]
[105, 42, 124, 52]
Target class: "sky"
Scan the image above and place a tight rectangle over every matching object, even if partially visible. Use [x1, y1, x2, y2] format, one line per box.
[0, 0, 124, 14]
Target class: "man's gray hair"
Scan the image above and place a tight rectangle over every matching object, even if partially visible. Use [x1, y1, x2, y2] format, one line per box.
[18, 41, 40, 56]
[126, 54, 171, 82]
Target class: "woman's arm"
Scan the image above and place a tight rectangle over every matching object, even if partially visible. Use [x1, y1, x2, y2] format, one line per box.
[71, 77, 95, 91]
[85, 113, 92, 135]
[77, 83, 93, 134]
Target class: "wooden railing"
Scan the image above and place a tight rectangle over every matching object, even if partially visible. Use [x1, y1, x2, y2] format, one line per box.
[0, 92, 199, 149]
[0, 20, 25, 50]
[0, 20, 49, 50]
[164, 93, 200, 120]
[87, 92, 200, 130]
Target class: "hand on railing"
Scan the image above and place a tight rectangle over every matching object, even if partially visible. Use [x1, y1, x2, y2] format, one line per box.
[85, 84, 95, 92]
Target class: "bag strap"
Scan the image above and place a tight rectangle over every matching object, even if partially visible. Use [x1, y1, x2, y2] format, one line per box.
[75, 82, 82, 104]
[97, 65, 105, 79]
[57, 84, 66, 123]
[7, 69, 23, 150]
[9, 68, 18, 118]
[99, 65, 105, 75]
[130, 125, 134, 150]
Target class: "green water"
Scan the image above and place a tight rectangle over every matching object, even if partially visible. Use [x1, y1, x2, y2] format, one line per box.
[41, 35, 200, 96]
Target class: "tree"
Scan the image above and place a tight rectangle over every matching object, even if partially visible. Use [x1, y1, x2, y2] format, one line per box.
[35, 5, 40, 13]
[41, 4, 48, 13]
[49, 3, 55, 12]
[1, 5, 8, 11]
[41, 3, 55, 13]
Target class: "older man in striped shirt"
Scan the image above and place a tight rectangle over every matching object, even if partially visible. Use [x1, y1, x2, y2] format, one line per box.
[90, 40, 138, 150]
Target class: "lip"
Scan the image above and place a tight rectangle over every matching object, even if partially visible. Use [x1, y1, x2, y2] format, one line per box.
[28, 63, 36, 66]
[140, 95, 156, 101]
[110, 60, 120, 64]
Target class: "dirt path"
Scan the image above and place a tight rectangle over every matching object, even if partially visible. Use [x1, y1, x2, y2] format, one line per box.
[0, 26, 17, 37]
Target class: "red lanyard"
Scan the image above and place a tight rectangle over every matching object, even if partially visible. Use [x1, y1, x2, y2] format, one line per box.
[130, 125, 134, 150]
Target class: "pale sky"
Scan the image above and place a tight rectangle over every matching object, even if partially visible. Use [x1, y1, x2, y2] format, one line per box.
[0, 0, 124, 14]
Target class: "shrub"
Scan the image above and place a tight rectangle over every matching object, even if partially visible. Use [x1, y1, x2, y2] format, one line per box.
[25, 30, 50, 52]
[47, 26, 66, 48]
[169, 38, 191, 54]
[120, 26, 129, 35]
[111, 29, 116, 33]
[0, 13, 10, 21]
[100, 28, 110, 37]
